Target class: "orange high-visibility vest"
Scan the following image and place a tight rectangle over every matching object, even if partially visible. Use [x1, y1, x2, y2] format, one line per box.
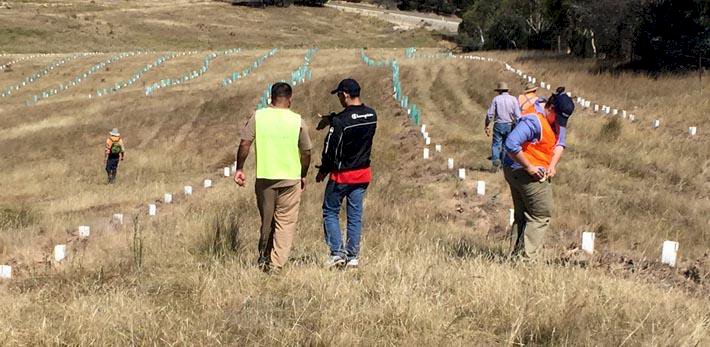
[105, 136, 124, 154]
[521, 113, 557, 167]
[518, 93, 537, 115]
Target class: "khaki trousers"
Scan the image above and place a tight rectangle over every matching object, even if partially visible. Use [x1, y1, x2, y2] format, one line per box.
[503, 166, 553, 259]
[255, 180, 302, 269]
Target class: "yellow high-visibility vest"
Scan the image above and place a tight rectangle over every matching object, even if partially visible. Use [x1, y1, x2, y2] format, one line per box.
[255, 107, 302, 180]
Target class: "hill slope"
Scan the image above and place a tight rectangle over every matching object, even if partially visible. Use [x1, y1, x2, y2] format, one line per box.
[0, 1, 707, 345]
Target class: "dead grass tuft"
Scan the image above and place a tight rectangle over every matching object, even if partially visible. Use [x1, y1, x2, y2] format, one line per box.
[0, 205, 40, 230]
[598, 116, 623, 141]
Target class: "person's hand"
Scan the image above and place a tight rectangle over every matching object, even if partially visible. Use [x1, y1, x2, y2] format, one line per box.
[300, 178, 307, 190]
[525, 165, 546, 181]
[546, 165, 557, 178]
[485, 127, 491, 137]
[316, 113, 333, 131]
[315, 171, 327, 183]
[234, 170, 246, 187]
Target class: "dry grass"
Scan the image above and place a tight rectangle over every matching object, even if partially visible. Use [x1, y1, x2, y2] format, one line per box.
[0, 2, 708, 345]
[0, 0, 437, 53]
[384, 49, 710, 260]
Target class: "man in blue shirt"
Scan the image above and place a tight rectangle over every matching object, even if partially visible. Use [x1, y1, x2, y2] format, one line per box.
[502, 88, 575, 259]
[485, 82, 521, 172]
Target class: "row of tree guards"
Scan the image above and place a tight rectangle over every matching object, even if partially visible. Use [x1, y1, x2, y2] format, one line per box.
[222, 48, 279, 87]
[499, 60, 700, 136]
[360, 49, 421, 125]
[0, 49, 322, 281]
[406, 47, 701, 137]
[256, 48, 317, 110]
[0, 174, 221, 280]
[143, 48, 241, 96]
[6, 48, 279, 103]
[0, 53, 65, 71]
[5, 47, 705, 135]
[1, 53, 98, 99]
[25, 51, 152, 106]
[95, 51, 193, 97]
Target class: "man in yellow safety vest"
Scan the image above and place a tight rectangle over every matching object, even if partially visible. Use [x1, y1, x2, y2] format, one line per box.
[234, 82, 312, 273]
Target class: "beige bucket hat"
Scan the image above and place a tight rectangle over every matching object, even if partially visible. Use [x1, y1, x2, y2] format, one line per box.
[494, 82, 509, 91]
[524, 82, 538, 93]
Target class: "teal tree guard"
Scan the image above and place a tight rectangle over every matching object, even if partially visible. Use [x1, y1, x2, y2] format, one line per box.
[360, 49, 421, 125]
[256, 48, 318, 110]
[222, 48, 278, 86]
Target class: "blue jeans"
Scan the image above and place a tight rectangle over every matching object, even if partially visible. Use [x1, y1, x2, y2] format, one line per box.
[323, 180, 368, 260]
[491, 122, 513, 165]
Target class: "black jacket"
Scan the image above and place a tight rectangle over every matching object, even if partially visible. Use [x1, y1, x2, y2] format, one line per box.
[319, 104, 377, 174]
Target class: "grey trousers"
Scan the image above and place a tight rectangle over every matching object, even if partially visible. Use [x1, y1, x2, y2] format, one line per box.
[503, 166, 553, 258]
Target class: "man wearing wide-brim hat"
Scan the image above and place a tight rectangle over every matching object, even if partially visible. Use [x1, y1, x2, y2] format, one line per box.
[485, 81, 520, 172]
[518, 82, 539, 115]
[104, 128, 125, 184]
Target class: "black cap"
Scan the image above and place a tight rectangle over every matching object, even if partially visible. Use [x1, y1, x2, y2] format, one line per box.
[330, 78, 361, 97]
[554, 92, 575, 127]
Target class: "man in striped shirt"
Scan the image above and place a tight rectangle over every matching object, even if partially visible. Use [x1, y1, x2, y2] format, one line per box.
[485, 82, 521, 172]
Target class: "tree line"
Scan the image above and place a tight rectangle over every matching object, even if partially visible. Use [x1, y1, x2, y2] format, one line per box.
[370, 0, 709, 72]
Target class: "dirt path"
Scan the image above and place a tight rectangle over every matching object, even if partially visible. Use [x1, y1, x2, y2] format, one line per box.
[326, 1, 460, 33]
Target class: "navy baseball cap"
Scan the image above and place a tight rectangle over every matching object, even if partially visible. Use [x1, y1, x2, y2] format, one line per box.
[330, 78, 361, 97]
[554, 91, 575, 127]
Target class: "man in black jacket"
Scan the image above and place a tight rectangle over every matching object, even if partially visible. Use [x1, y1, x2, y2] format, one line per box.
[316, 78, 377, 268]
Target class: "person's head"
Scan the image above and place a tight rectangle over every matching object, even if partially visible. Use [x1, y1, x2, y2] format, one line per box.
[109, 128, 120, 137]
[523, 82, 537, 94]
[331, 78, 361, 107]
[270, 82, 293, 108]
[544, 86, 574, 127]
[494, 81, 509, 94]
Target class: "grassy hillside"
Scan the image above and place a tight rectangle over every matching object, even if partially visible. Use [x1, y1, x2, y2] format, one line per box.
[0, 0, 438, 53]
[0, 1, 707, 345]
